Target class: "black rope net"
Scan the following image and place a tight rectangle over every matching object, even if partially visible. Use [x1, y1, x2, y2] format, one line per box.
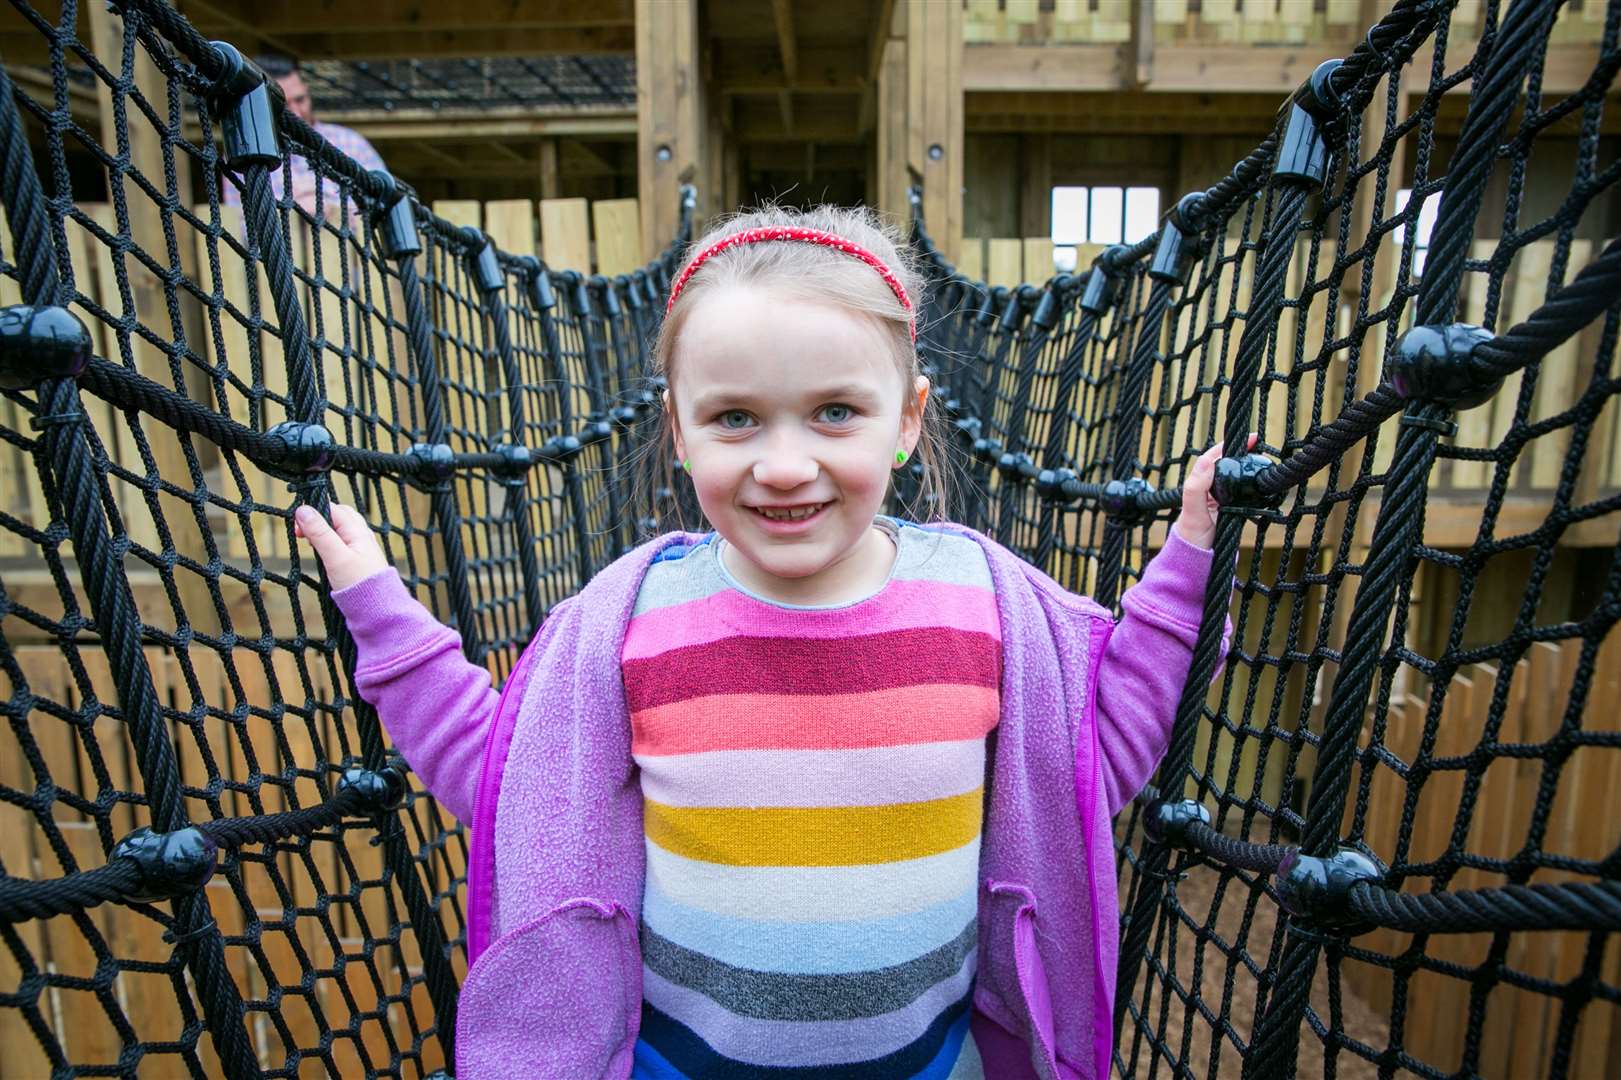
[0, 0, 1615, 1078]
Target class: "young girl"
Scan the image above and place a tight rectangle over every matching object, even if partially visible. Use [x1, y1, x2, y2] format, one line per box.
[295, 205, 1231, 1080]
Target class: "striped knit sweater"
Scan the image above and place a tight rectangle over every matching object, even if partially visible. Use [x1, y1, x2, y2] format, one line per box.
[622, 519, 1002, 1078]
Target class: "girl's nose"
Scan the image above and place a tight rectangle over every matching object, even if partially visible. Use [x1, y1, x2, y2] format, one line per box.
[751, 445, 819, 489]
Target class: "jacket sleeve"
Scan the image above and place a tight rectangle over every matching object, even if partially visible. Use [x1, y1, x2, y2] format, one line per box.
[1093, 529, 1233, 816]
[330, 568, 500, 822]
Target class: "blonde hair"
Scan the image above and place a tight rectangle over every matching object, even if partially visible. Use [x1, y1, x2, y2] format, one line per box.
[642, 203, 953, 532]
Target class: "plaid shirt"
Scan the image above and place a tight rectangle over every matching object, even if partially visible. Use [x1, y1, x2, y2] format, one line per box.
[222, 120, 386, 212]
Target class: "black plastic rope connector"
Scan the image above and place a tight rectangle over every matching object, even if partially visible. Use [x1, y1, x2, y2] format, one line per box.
[1386, 323, 1502, 410]
[1142, 798, 1212, 848]
[371, 171, 422, 260]
[407, 442, 456, 491]
[997, 451, 1034, 483]
[111, 826, 219, 904]
[0, 304, 93, 389]
[1030, 289, 1061, 332]
[1102, 477, 1154, 521]
[1150, 194, 1206, 284]
[560, 272, 590, 317]
[978, 287, 1008, 328]
[1081, 246, 1130, 315]
[537, 432, 584, 465]
[1035, 467, 1078, 503]
[578, 417, 614, 447]
[491, 443, 533, 487]
[337, 765, 407, 815]
[1273, 59, 1344, 189]
[1275, 846, 1385, 933]
[592, 276, 622, 317]
[468, 236, 504, 295]
[1212, 453, 1285, 509]
[265, 421, 335, 475]
[972, 436, 1004, 464]
[206, 41, 284, 170]
[609, 404, 641, 431]
[520, 257, 557, 311]
[625, 273, 647, 310]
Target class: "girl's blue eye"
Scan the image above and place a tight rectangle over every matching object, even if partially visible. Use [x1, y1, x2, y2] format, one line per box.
[719, 410, 754, 430]
[820, 404, 853, 424]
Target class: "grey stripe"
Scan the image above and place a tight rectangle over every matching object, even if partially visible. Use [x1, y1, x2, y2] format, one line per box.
[631, 539, 726, 615]
[892, 528, 993, 589]
[639, 914, 978, 1021]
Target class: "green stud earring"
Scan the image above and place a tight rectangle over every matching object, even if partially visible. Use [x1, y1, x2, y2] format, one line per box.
[682, 458, 692, 475]
[895, 449, 909, 466]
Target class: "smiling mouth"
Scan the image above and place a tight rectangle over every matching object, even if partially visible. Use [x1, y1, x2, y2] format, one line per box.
[751, 502, 829, 522]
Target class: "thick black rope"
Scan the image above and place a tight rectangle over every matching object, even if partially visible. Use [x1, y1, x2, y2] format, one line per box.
[234, 155, 465, 1061]
[479, 269, 548, 635]
[1116, 178, 1316, 1040]
[1242, 4, 1563, 1072]
[1346, 879, 1621, 934]
[393, 255, 483, 660]
[0, 861, 146, 924]
[0, 780, 380, 924]
[0, 59, 265, 1080]
[1096, 281, 1173, 608]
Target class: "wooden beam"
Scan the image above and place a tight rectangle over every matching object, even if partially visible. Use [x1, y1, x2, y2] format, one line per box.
[715, 44, 867, 95]
[771, 0, 799, 85]
[637, 0, 707, 258]
[963, 43, 1122, 93]
[205, 26, 634, 60]
[319, 108, 636, 140]
[182, 0, 635, 34]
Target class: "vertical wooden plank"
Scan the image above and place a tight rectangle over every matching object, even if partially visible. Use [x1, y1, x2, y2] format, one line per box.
[1021, 237, 1053, 283]
[430, 200, 481, 232]
[590, 199, 643, 276]
[986, 239, 1022, 288]
[958, 237, 985, 283]
[483, 199, 536, 259]
[540, 198, 592, 273]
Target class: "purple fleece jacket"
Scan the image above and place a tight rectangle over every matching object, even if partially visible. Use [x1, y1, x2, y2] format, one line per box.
[332, 523, 1228, 1080]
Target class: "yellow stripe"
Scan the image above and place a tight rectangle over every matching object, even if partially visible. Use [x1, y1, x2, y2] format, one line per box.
[644, 789, 984, 867]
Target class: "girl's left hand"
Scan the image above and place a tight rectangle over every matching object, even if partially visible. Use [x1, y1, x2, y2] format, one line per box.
[1173, 433, 1258, 550]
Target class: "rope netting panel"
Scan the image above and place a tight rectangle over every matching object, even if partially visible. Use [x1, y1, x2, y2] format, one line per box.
[908, 1, 1621, 1077]
[0, 0, 1616, 1078]
[0, 3, 682, 1075]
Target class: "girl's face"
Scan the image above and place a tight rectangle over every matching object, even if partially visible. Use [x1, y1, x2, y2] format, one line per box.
[668, 283, 928, 604]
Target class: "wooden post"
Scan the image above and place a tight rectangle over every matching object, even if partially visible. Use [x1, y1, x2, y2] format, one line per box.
[1019, 134, 1052, 238]
[875, 18, 910, 227]
[908, 0, 964, 263]
[636, 0, 707, 259]
[538, 138, 562, 201]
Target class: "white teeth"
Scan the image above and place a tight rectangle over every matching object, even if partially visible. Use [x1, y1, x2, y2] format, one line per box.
[757, 503, 824, 522]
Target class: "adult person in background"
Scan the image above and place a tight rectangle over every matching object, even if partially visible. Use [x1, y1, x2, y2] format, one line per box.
[222, 53, 386, 219]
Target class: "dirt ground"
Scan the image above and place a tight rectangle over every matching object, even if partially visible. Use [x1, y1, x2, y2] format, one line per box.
[1114, 867, 1390, 1079]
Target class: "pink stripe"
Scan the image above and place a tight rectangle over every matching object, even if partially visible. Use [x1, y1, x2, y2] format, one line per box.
[632, 684, 1000, 756]
[623, 579, 999, 661]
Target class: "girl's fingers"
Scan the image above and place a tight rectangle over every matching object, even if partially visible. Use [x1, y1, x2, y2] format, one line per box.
[329, 503, 376, 547]
[292, 506, 345, 559]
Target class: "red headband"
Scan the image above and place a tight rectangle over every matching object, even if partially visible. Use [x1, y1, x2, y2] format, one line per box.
[665, 226, 916, 342]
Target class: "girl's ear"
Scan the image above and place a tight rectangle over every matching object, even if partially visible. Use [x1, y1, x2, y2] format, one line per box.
[664, 389, 688, 462]
[900, 375, 929, 455]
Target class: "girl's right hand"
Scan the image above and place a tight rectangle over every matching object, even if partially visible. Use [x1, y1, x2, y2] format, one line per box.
[293, 503, 390, 591]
